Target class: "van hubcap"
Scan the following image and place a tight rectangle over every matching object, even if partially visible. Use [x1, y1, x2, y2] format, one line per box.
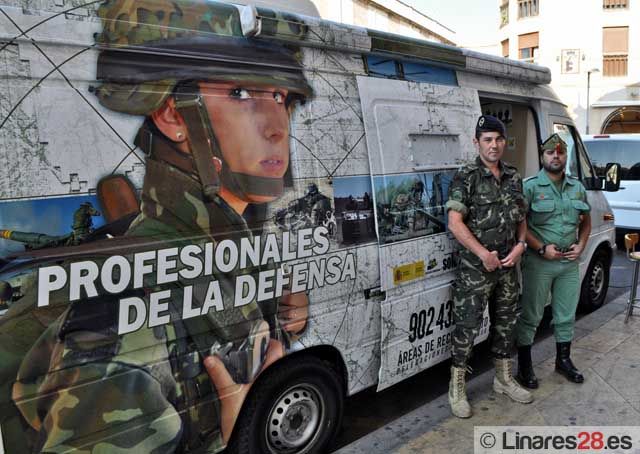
[590, 261, 605, 298]
[266, 384, 323, 453]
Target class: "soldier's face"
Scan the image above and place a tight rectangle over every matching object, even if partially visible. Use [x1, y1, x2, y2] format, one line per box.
[541, 146, 567, 174]
[200, 81, 291, 203]
[474, 132, 506, 165]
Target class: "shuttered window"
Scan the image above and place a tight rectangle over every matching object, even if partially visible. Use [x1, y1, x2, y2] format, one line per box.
[502, 39, 509, 58]
[603, 0, 628, 9]
[518, 32, 539, 62]
[603, 27, 628, 76]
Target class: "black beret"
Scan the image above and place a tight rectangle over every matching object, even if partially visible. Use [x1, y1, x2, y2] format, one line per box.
[476, 115, 506, 137]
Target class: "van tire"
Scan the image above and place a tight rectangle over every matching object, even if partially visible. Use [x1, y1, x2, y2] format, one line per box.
[579, 249, 610, 312]
[226, 356, 344, 454]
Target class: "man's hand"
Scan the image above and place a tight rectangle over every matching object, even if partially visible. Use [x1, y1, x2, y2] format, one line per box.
[563, 243, 584, 261]
[543, 244, 564, 260]
[204, 338, 284, 444]
[500, 243, 525, 268]
[279, 291, 308, 334]
[481, 250, 502, 272]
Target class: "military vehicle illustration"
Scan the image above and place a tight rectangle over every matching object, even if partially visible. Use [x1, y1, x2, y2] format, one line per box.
[275, 183, 336, 236]
[340, 193, 375, 244]
[0, 202, 101, 250]
[377, 176, 447, 243]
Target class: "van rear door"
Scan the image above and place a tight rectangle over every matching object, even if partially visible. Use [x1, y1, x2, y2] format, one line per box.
[356, 68, 486, 390]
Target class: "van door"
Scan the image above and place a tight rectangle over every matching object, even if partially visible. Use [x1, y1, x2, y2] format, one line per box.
[356, 74, 486, 390]
[550, 119, 606, 236]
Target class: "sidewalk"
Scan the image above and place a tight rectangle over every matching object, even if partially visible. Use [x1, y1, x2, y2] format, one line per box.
[336, 291, 639, 454]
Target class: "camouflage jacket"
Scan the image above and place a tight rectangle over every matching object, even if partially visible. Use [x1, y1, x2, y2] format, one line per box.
[10, 151, 281, 453]
[446, 156, 527, 268]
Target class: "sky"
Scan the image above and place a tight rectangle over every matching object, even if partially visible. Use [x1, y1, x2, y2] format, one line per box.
[402, 0, 499, 48]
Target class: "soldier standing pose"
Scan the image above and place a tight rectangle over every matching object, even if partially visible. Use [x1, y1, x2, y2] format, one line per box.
[516, 134, 591, 388]
[446, 115, 533, 418]
[7, 1, 312, 452]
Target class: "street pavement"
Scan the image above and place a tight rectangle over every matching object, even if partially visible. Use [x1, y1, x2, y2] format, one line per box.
[334, 287, 639, 454]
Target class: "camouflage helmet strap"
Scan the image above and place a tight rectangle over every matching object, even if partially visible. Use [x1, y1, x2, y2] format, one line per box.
[174, 87, 221, 202]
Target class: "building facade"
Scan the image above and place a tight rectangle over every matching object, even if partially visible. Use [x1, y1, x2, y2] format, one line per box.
[233, 0, 456, 45]
[498, 0, 640, 134]
[311, 0, 456, 45]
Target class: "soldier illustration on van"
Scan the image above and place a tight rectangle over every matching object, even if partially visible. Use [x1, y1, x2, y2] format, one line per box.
[375, 172, 452, 244]
[274, 183, 336, 236]
[2, 1, 315, 453]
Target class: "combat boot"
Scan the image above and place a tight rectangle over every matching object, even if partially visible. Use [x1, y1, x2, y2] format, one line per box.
[555, 342, 584, 383]
[493, 358, 534, 404]
[448, 365, 472, 418]
[516, 345, 539, 389]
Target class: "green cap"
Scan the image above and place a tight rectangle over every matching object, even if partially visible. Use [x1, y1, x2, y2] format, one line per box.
[540, 134, 568, 153]
[94, 0, 312, 115]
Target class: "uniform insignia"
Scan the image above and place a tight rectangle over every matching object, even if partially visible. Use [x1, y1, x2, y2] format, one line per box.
[540, 194, 544, 199]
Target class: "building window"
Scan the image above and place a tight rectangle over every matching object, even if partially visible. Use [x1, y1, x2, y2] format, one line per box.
[603, 27, 628, 76]
[518, 32, 538, 63]
[518, 0, 538, 18]
[603, 0, 628, 9]
[501, 39, 509, 58]
[500, 1, 509, 27]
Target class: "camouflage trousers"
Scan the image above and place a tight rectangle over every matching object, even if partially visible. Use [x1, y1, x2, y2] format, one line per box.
[451, 264, 520, 367]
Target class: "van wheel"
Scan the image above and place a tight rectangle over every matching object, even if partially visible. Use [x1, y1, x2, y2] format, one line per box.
[579, 249, 610, 312]
[226, 356, 344, 454]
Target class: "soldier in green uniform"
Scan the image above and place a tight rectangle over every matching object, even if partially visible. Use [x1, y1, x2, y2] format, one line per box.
[515, 134, 591, 388]
[446, 115, 532, 418]
[5, 1, 312, 452]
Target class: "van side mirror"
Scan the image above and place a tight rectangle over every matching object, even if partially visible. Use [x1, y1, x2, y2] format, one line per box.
[604, 162, 621, 192]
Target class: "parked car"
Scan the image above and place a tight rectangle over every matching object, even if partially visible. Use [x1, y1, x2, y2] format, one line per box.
[583, 134, 640, 248]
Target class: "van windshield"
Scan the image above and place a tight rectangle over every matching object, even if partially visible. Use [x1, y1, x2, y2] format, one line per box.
[584, 139, 640, 181]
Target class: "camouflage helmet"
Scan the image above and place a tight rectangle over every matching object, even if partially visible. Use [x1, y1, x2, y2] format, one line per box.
[94, 0, 313, 115]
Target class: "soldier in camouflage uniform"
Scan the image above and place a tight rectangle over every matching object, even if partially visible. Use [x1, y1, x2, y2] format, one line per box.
[6, 1, 312, 452]
[445, 115, 532, 418]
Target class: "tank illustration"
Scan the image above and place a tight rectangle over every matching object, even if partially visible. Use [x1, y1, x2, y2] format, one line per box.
[0, 202, 101, 250]
[275, 183, 336, 235]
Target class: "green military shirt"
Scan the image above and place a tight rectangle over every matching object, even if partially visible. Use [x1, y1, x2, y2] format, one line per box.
[524, 169, 590, 249]
[446, 156, 527, 267]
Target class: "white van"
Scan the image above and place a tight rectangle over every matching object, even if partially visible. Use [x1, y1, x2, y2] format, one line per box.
[0, 1, 620, 453]
[583, 134, 640, 245]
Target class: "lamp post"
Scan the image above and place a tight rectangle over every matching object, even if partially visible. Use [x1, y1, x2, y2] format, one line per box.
[586, 68, 600, 134]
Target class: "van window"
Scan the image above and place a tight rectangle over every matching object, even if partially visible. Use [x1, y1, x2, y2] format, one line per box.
[402, 61, 457, 85]
[364, 56, 458, 86]
[553, 123, 595, 180]
[365, 56, 400, 79]
[584, 140, 640, 180]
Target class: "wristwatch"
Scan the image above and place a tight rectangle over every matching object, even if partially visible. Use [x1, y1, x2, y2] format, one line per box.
[537, 244, 548, 256]
[517, 240, 527, 251]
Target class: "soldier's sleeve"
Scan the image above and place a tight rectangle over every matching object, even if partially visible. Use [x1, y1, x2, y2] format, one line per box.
[445, 170, 470, 217]
[523, 178, 535, 210]
[13, 325, 183, 453]
[575, 182, 591, 213]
